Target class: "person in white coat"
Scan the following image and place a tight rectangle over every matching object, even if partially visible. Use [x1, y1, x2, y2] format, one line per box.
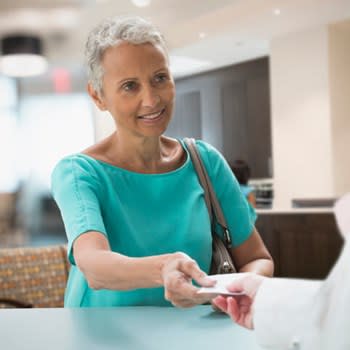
[212, 193, 350, 350]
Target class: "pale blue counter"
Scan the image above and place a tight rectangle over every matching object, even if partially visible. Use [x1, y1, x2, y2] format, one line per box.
[0, 305, 262, 350]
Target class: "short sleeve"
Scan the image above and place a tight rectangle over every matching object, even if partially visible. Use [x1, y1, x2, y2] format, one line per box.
[196, 140, 257, 246]
[51, 156, 107, 265]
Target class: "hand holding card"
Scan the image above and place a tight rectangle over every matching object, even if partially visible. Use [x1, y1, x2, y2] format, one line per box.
[197, 273, 245, 296]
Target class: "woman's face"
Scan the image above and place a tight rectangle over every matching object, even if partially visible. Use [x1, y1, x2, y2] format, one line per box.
[90, 41, 175, 139]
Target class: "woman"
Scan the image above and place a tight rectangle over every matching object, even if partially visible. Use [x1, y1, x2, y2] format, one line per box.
[51, 16, 273, 308]
[212, 193, 350, 350]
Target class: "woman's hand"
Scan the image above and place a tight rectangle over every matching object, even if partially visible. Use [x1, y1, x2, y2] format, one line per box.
[212, 273, 265, 329]
[161, 253, 215, 308]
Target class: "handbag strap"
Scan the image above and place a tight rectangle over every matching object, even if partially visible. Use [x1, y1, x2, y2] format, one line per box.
[184, 138, 232, 247]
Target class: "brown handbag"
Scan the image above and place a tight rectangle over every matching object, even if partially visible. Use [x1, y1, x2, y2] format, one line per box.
[184, 138, 237, 274]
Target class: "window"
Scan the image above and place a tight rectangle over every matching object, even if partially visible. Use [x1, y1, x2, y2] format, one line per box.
[19, 93, 94, 192]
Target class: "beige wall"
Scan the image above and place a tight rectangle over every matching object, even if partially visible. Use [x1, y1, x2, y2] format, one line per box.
[329, 20, 350, 196]
[270, 26, 334, 208]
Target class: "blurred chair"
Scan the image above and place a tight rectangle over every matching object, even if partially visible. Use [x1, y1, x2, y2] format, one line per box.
[0, 245, 69, 308]
[0, 191, 28, 247]
[0, 192, 17, 232]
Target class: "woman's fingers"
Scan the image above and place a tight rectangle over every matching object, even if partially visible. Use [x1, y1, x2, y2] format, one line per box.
[162, 253, 214, 307]
[164, 275, 197, 302]
[177, 258, 215, 287]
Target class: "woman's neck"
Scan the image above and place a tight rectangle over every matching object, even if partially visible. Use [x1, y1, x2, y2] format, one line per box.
[106, 132, 180, 173]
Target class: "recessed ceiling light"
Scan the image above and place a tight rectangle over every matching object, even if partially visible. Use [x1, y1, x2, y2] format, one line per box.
[199, 32, 207, 39]
[131, 0, 151, 7]
[273, 8, 281, 16]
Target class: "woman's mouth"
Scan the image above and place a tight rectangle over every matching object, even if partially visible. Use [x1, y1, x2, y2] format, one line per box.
[138, 108, 165, 122]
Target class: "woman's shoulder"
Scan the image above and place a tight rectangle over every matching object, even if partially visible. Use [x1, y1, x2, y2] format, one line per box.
[51, 153, 102, 183]
[194, 139, 218, 152]
[53, 153, 97, 170]
[189, 139, 225, 164]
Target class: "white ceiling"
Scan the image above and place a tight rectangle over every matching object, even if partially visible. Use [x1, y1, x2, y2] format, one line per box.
[0, 0, 350, 77]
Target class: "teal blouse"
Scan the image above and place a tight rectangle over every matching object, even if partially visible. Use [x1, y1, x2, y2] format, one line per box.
[51, 139, 257, 307]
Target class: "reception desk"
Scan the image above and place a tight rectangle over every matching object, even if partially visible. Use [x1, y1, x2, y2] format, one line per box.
[256, 209, 343, 279]
[0, 305, 262, 350]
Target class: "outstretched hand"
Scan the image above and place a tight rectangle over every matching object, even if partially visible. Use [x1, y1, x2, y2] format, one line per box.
[162, 253, 215, 308]
[212, 273, 265, 329]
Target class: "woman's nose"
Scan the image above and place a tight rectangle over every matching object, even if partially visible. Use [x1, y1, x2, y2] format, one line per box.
[141, 86, 160, 108]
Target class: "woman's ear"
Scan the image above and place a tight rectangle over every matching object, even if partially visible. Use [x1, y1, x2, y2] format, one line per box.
[87, 83, 107, 111]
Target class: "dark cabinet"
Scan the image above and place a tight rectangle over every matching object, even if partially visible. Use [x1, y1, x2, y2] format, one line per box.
[222, 80, 249, 163]
[256, 213, 343, 279]
[221, 75, 272, 177]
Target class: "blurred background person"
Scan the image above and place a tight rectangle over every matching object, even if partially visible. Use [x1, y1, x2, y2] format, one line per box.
[230, 160, 256, 208]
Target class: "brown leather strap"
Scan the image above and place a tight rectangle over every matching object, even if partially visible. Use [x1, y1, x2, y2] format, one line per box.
[184, 138, 232, 247]
[184, 138, 212, 222]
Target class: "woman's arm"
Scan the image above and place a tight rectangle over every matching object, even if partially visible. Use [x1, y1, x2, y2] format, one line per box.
[74, 231, 172, 290]
[73, 231, 214, 297]
[231, 227, 274, 277]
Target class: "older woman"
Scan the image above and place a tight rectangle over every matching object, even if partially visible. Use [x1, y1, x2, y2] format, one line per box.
[51, 16, 273, 308]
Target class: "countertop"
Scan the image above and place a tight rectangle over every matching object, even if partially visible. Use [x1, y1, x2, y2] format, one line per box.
[256, 207, 334, 214]
[0, 306, 262, 350]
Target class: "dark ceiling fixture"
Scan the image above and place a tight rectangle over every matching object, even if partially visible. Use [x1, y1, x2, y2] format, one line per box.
[0, 34, 48, 77]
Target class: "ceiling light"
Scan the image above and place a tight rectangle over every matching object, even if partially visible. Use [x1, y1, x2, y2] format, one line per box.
[0, 35, 48, 77]
[131, 0, 151, 7]
[273, 8, 281, 16]
[199, 32, 207, 39]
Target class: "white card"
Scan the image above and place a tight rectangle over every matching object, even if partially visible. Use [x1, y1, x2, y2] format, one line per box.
[197, 273, 245, 296]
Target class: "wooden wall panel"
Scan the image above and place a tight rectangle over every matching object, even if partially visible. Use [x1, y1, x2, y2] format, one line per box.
[174, 57, 271, 178]
[256, 213, 343, 279]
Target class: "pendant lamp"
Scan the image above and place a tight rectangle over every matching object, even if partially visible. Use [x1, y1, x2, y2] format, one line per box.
[0, 34, 48, 77]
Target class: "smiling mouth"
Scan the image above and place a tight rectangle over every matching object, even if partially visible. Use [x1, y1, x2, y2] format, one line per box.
[138, 108, 165, 120]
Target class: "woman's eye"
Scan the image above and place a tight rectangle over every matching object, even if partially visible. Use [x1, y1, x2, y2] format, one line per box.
[122, 81, 138, 91]
[154, 74, 168, 83]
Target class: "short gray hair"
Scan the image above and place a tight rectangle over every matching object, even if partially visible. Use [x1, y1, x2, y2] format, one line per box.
[85, 16, 167, 95]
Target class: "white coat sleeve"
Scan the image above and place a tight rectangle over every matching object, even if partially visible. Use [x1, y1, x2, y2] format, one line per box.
[253, 278, 322, 349]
